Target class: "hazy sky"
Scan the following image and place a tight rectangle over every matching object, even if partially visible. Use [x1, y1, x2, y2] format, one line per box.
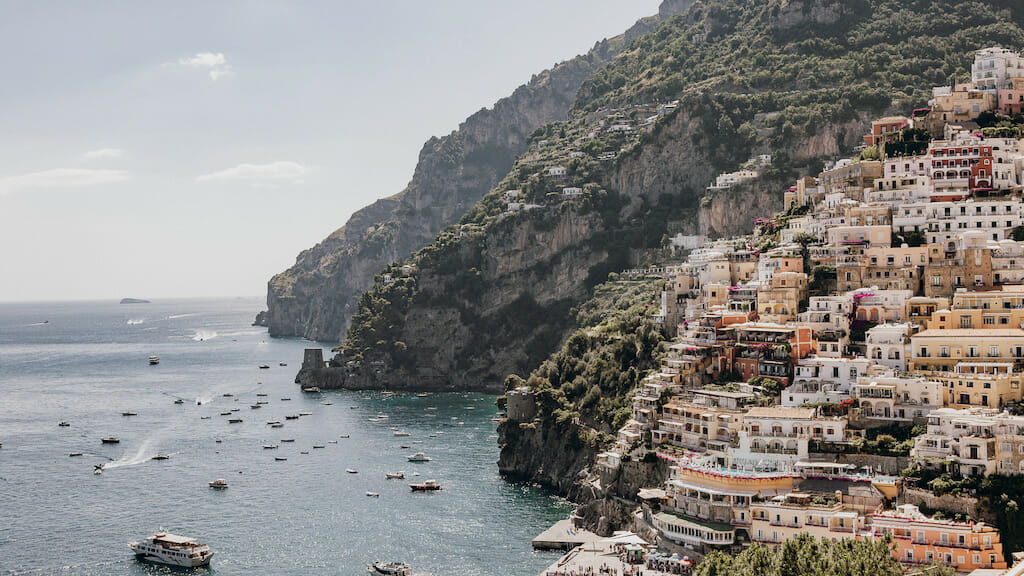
[0, 1, 660, 303]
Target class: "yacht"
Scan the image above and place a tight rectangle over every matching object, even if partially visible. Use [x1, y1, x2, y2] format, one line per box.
[129, 531, 213, 567]
[148, 355, 160, 365]
[208, 479, 228, 489]
[409, 479, 442, 492]
[250, 404, 261, 409]
[407, 452, 431, 462]
[367, 561, 410, 576]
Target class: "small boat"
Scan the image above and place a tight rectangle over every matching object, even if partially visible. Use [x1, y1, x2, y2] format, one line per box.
[367, 561, 410, 576]
[101, 437, 120, 444]
[122, 411, 137, 416]
[275, 456, 287, 461]
[416, 393, 429, 397]
[94, 465, 103, 475]
[263, 444, 278, 449]
[350, 406, 358, 409]
[258, 365, 270, 369]
[152, 454, 170, 460]
[200, 416, 211, 419]
[58, 421, 70, 427]
[148, 355, 160, 365]
[220, 412, 231, 416]
[209, 479, 228, 489]
[393, 431, 410, 437]
[366, 491, 380, 497]
[312, 445, 325, 449]
[385, 472, 405, 479]
[300, 451, 309, 454]
[230, 408, 240, 412]
[174, 399, 185, 405]
[256, 401, 269, 405]
[321, 401, 333, 406]
[270, 423, 284, 428]
[256, 393, 268, 397]
[302, 387, 320, 393]
[328, 440, 338, 444]
[280, 397, 291, 401]
[280, 438, 295, 443]
[285, 415, 299, 420]
[339, 434, 350, 438]
[279, 362, 287, 366]
[69, 452, 83, 457]
[409, 480, 442, 492]
[407, 452, 430, 462]
[299, 412, 312, 416]
[250, 404, 261, 409]
[267, 421, 282, 425]
[129, 531, 213, 567]
[215, 439, 222, 443]
[228, 418, 242, 424]
[400, 445, 410, 449]
[346, 468, 358, 474]
[222, 393, 233, 397]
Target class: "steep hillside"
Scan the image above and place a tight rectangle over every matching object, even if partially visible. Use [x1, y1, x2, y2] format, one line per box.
[260, 0, 701, 343]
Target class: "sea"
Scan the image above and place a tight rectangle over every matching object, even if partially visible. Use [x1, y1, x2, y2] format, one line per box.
[0, 298, 571, 575]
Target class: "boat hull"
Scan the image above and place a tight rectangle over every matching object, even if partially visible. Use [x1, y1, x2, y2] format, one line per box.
[135, 551, 213, 567]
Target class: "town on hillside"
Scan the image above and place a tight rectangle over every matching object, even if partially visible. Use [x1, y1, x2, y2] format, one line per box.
[523, 47, 1024, 576]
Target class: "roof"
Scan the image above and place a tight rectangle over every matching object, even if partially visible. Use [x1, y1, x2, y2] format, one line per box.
[154, 533, 196, 545]
[913, 328, 1024, 338]
[694, 389, 755, 400]
[654, 511, 734, 533]
[797, 478, 884, 499]
[745, 407, 816, 420]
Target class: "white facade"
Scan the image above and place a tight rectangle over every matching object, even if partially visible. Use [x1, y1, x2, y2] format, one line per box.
[865, 323, 913, 372]
[972, 47, 1024, 93]
[853, 373, 940, 422]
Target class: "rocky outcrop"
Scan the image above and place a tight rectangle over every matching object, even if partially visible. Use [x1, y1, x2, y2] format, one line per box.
[768, 0, 858, 30]
[263, 48, 618, 342]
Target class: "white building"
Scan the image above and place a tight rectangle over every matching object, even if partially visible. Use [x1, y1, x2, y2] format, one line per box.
[731, 407, 847, 471]
[912, 408, 1024, 476]
[782, 357, 873, 407]
[865, 323, 914, 372]
[547, 166, 567, 177]
[852, 372, 941, 422]
[972, 47, 1024, 93]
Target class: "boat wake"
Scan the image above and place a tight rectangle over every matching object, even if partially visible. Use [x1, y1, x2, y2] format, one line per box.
[166, 313, 198, 320]
[126, 318, 145, 325]
[25, 322, 50, 327]
[192, 329, 217, 341]
[103, 438, 159, 470]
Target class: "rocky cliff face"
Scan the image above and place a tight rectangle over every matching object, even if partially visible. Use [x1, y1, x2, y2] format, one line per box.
[262, 0, 703, 343]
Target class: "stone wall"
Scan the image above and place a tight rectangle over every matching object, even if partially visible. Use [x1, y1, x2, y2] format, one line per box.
[900, 487, 981, 518]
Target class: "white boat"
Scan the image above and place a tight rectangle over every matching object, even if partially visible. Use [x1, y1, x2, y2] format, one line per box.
[410, 479, 442, 492]
[148, 355, 160, 365]
[302, 387, 320, 393]
[368, 561, 410, 576]
[346, 468, 358, 474]
[263, 444, 278, 449]
[174, 399, 184, 404]
[299, 412, 312, 416]
[366, 491, 380, 497]
[129, 531, 213, 567]
[208, 479, 228, 489]
[407, 452, 431, 462]
[393, 431, 410, 437]
[270, 423, 284, 428]
[385, 471, 405, 479]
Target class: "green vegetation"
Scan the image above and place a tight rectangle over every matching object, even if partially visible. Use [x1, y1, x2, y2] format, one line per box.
[813, 424, 920, 457]
[511, 277, 666, 443]
[694, 534, 948, 576]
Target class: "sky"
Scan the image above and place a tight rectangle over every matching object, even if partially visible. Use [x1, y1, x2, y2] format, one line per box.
[0, 1, 661, 303]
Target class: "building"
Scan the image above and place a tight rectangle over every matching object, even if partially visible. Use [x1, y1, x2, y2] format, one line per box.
[910, 328, 1024, 373]
[751, 492, 867, 549]
[819, 159, 883, 200]
[864, 116, 910, 148]
[972, 47, 1024, 94]
[732, 406, 847, 471]
[852, 373, 940, 422]
[911, 408, 1023, 476]
[871, 504, 1006, 572]
[865, 323, 915, 372]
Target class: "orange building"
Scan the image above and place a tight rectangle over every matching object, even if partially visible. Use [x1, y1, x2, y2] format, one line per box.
[870, 504, 1006, 572]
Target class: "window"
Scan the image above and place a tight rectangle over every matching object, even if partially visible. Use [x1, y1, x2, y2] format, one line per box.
[990, 346, 1000, 357]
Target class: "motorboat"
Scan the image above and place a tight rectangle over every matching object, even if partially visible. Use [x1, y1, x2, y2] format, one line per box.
[263, 444, 278, 449]
[214, 438, 222, 443]
[129, 531, 213, 567]
[258, 365, 270, 369]
[152, 454, 170, 460]
[250, 404, 261, 409]
[122, 411, 137, 416]
[409, 480, 442, 492]
[367, 561, 410, 576]
[69, 452, 83, 457]
[94, 464, 104, 474]
[256, 393, 268, 397]
[281, 397, 291, 401]
[148, 355, 160, 365]
[416, 393, 429, 397]
[346, 468, 358, 474]
[174, 399, 185, 405]
[300, 451, 309, 454]
[256, 401, 269, 405]
[328, 440, 338, 444]
[208, 479, 228, 489]
[200, 416, 211, 419]
[407, 452, 430, 462]
[270, 423, 284, 428]
[321, 401, 333, 405]
[285, 415, 299, 420]
[101, 437, 120, 444]
[230, 408, 240, 412]
[385, 472, 405, 479]
[339, 434, 350, 438]
[222, 393, 233, 397]
[366, 491, 380, 497]
[58, 421, 70, 427]
[312, 445, 325, 449]
[393, 431, 410, 437]
[281, 438, 295, 443]
[227, 418, 242, 424]
[400, 445, 410, 449]
[220, 412, 232, 416]
[275, 456, 287, 461]
[302, 387, 320, 393]
[299, 412, 312, 416]
[267, 420, 282, 425]
[279, 362, 287, 366]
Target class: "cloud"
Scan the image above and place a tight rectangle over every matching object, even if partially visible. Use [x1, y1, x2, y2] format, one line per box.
[82, 148, 124, 160]
[173, 52, 232, 80]
[0, 168, 129, 195]
[196, 161, 307, 186]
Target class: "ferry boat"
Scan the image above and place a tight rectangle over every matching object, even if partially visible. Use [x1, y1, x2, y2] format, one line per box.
[148, 355, 160, 365]
[367, 561, 410, 575]
[129, 531, 214, 567]
[409, 479, 442, 492]
[208, 479, 228, 489]
[407, 452, 431, 462]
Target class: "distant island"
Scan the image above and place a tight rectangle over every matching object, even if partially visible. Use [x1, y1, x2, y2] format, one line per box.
[119, 298, 150, 304]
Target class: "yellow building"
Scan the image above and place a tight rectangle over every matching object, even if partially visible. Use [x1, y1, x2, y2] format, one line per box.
[910, 328, 1024, 372]
[757, 271, 808, 324]
[750, 492, 867, 548]
[933, 361, 1023, 409]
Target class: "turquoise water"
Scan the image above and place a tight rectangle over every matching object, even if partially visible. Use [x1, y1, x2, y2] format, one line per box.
[0, 298, 570, 575]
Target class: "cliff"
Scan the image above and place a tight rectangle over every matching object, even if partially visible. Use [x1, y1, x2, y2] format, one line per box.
[260, 0, 703, 343]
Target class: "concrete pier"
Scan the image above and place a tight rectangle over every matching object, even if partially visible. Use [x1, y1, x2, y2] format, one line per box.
[532, 519, 602, 550]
